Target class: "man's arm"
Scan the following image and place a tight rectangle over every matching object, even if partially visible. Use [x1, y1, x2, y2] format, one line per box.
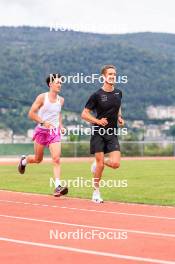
[118, 106, 122, 117]
[28, 94, 44, 123]
[81, 108, 108, 127]
[118, 106, 125, 127]
[28, 94, 53, 128]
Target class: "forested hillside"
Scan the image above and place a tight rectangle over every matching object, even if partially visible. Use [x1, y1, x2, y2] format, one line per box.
[0, 27, 175, 132]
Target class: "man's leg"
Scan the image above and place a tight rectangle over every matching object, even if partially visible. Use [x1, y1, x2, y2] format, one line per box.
[27, 142, 44, 164]
[49, 142, 68, 197]
[93, 152, 104, 189]
[104, 151, 121, 169]
[91, 152, 104, 203]
[49, 142, 61, 185]
[18, 142, 44, 174]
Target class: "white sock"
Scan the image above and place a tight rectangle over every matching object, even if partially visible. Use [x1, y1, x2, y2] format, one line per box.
[22, 159, 27, 166]
[94, 188, 99, 194]
[55, 178, 61, 188]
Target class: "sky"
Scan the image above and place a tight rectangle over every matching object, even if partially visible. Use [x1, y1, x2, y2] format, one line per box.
[0, 0, 175, 34]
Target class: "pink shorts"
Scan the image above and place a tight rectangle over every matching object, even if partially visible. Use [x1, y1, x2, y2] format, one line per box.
[32, 126, 61, 147]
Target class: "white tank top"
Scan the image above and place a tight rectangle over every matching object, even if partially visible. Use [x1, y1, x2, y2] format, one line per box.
[38, 92, 61, 129]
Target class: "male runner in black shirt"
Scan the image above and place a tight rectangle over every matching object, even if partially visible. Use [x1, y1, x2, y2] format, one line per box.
[81, 65, 124, 203]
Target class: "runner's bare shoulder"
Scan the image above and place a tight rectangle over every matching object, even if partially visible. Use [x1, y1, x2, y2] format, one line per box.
[35, 93, 45, 107]
[59, 96, 64, 106]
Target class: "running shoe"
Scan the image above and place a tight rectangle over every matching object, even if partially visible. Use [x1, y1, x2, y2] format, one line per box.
[54, 185, 68, 197]
[18, 155, 26, 174]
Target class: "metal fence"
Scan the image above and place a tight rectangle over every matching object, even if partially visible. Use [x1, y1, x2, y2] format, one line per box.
[0, 141, 175, 157]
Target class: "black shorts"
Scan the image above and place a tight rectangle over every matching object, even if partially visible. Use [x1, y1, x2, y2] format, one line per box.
[90, 133, 120, 154]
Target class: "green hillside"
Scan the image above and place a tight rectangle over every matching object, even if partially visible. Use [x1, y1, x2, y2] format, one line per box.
[0, 27, 175, 133]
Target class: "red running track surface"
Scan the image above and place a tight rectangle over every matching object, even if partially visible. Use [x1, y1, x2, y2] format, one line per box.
[0, 190, 175, 264]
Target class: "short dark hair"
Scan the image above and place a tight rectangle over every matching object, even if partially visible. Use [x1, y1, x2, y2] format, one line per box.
[101, 65, 116, 75]
[46, 73, 61, 87]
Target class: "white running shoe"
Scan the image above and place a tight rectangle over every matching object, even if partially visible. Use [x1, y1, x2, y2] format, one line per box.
[91, 160, 96, 174]
[92, 190, 104, 203]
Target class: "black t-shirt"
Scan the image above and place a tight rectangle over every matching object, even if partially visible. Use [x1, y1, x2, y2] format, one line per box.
[85, 88, 122, 129]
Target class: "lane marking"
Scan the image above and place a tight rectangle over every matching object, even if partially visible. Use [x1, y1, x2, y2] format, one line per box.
[0, 199, 175, 220]
[0, 214, 175, 238]
[0, 237, 175, 264]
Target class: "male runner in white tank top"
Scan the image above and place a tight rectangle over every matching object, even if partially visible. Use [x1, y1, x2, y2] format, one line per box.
[18, 73, 68, 197]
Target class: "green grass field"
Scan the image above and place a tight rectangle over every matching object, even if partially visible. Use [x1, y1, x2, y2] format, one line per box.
[0, 160, 175, 206]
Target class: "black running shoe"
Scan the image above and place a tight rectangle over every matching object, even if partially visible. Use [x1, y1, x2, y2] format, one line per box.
[54, 185, 68, 197]
[18, 155, 26, 174]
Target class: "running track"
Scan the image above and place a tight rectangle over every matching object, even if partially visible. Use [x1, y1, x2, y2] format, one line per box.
[0, 190, 175, 264]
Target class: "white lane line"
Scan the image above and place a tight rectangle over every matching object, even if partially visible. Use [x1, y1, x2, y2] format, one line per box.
[0, 199, 175, 220]
[0, 237, 175, 264]
[0, 214, 174, 238]
[0, 189, 175, 208]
